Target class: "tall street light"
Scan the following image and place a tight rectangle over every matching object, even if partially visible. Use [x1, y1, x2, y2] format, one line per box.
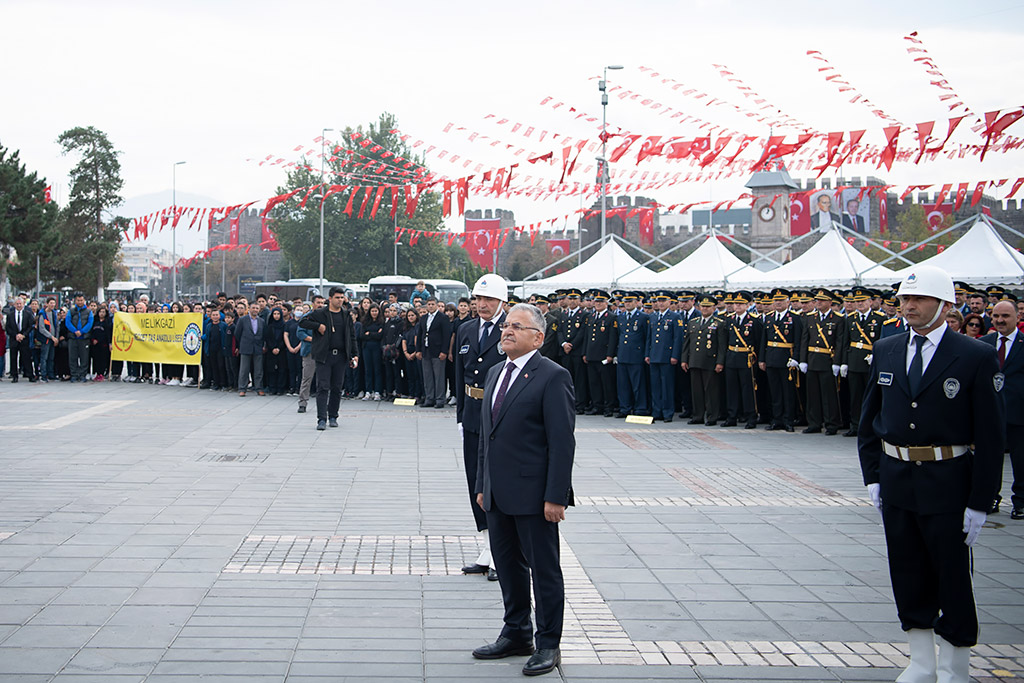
[171, 160, 186, 301]
[319, 128, 333, 296]
[599, 65, 623, 246]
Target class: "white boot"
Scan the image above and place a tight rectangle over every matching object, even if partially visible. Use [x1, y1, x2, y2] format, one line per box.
[475, 529, 492, 568]
[897, 629, 937, 683]
[936, 638, 970, 683]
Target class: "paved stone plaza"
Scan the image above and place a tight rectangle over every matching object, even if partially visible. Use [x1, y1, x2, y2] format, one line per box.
[0, 382, 1021, 682]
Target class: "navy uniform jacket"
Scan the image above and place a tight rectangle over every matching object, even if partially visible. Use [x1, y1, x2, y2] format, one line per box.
[980, 329, 1024, 426]
[680, 314, 725, 370]
[760, 310, 803, 368]
[583, 309, 617, 361]
[857, 328, 1005, 514]
[541, 309, 562, 360]
[843, 310, 886, 372]
[800, 310, 845, 370]
[880, 317, 908, 339]
[645, 310, 682, 363]
[616, 310, 649, 364]
[721, 312, 763, 369]
[455, 312, 506, 434]
[558, 308, 588, 356]
[475, 352, 575, 515]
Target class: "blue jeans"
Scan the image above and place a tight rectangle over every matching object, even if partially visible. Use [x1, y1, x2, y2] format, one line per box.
[39, 342, 55, 379]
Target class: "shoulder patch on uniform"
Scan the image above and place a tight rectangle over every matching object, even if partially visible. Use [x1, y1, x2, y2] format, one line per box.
[883, 318, 897, 325]
[994, 373, 1005, 393]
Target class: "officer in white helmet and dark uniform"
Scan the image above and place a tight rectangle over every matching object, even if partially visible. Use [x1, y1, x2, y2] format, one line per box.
[857, 265, 1005, 683]
[455, 274, 509, 581]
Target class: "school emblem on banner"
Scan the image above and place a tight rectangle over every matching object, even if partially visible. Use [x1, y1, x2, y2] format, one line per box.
[110, 313, 204, 365]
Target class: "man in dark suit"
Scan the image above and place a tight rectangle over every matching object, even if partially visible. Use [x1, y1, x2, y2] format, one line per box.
[680, 294, 725, 425]
[473, 303, 575, 677]
[5, 297, 35, 382]
[809, 193, 840, 230]
[759, 288, 802, 432]
[582, 290, 617, 417]
[841, 198, 867, 233]
[234, 301, 267, 397]
[799, 289, 845, 434]
[455, 274, 508, 579]
[416, 297, 452, 408]
[981, 300, 1024, 519]
[557, 288, 588, 414]
[858, 266, 1004, 683]
[299, 287, 357, 430]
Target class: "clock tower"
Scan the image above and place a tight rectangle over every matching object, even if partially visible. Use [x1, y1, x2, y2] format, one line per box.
[745, 165, 799, 267]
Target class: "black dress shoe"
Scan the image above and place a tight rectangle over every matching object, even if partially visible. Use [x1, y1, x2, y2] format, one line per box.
[825, 428, 838, 436]
[575, 409, 585, 415]
[744, 423, 757, 429]
[785, 426, 795, 432]
[720, 420, 736, 427]
[523, 648, 560, 676]
[461, 563, 488, 575]
[988, 497, 1001, 515]
[765, 424, 782, 431]
[297, 406, 306, 413]
[585, 409, 600, 415]
[1011, 507, 1024, 520]
[603, 412, 615, 418]
[687, 418, 703, 425]
[663, 416, 673, 423]
[842, 429, 858, 437]
[615, 413, 628, 419]
[487, 567, 498, 581]
[421, 401, 434, 408]
[705, 420, 717, 426]
[329, 418, 339, 428]
[651, 416, 662, 422]
[472, 636, 535, 660]
[316, 420, 326, 431]
[802, 427, 821, 434]
[679, 411, 692, 419]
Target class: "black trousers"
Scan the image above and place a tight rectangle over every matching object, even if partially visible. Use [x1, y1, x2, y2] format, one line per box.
[847, 370, 869, 431]
[203, 350, 227, 388]
[462, 428, 488, 533]
[805, 369, 840, 430]
[8, 339, 32, 379]
[882, 504, 978, 647]
[724, 366, 756, 425]
[486, 499, 564, 650]
[765, 366, 798, 427]
[1008, 423, 1024, 510]
[675, 365, 692, 415]
[564, 354, 587, 410]
[315, 353, 346, 420]
[586, 360, 615, 414]
[755, 366, 771, 422]
[689, 367, 720, 422]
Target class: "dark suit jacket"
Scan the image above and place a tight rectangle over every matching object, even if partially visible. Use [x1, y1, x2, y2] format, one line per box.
[858, 328, 1005, 514]
[841, 214, 866, 232]
[980, 329, 1024, 426]
[5, 308, 35, 341]
[298, 306, 356, 363]
[475, 351, 575, 516]
[455, 312, 506, 434]
[416, 310, 452, 359]
[234, 315, 267, 356]
[810, 211, 840, 229]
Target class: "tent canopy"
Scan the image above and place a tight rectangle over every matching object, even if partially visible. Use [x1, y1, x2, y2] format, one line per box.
[888, 219, 1024, 285]
[640, 233, 767, 288]
[522, 238, 657, 293]
[747, 229, 898, 288]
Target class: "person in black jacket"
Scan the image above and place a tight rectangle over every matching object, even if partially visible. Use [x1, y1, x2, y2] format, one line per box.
[5, 297, 36, 382]
[361, 304, 384, 400]
[299, 286, 358, 430]
[90, 305, 112, 380]
[264, 307, 287, 395]
[416, 297, 452, 408]
[382, 305, 404, 399]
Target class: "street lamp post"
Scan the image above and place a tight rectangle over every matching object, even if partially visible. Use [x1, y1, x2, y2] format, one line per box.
[599, 65, 623, 247]
[319, 128, 333, 296]
[171, 161, 186, 301]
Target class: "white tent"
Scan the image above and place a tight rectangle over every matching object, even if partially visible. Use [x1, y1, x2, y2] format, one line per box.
[885, 219, 1024, 285]
[638, 233, 768, 288]
[740, 229, 899, 288]
[521, 239, 658, 294]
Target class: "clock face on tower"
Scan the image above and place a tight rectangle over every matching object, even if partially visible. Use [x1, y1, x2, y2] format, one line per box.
[783, 205, 789, 222]
[758, 205, 775, 222]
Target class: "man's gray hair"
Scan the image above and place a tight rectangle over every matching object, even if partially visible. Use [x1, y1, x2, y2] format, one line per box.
[511, 303, 546, 334]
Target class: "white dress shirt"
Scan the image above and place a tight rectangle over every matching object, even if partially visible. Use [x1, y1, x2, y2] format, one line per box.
[490, 350, 538, 412]
[906, 322, 948, 375]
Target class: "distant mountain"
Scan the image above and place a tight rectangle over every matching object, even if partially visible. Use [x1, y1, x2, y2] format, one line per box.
[115, 190, 225, 220]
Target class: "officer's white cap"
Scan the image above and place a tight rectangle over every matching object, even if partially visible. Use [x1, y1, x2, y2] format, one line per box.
[896, 265, 955, 303]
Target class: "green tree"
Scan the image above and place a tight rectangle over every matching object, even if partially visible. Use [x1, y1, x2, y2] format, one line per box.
[861, 204, 956, 266]
[56, 126, 125, 296]
[271, 112, 468, 284]
[0, 142, 59, 297]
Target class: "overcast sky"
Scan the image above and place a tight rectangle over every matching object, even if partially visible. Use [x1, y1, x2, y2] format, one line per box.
[3, 0, 1023, 260]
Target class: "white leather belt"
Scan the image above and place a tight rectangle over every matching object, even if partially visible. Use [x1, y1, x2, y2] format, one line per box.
[882, 441, 968, 462]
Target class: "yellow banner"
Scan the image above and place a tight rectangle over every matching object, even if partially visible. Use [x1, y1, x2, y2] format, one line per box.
[111, 313, 204, 365]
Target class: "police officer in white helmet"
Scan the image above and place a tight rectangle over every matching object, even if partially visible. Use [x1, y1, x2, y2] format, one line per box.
[858, 265, 1005, 683]
[455, 274, 509, 581]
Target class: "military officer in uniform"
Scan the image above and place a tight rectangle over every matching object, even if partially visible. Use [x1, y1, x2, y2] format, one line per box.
[645, 290, 682, 422]
[858, 265, 1004, 683]
[455, 274, 509, 581]
[615, 292, 649, 417]
[674, 292, 697, 418]
[582, 290, 617, 416]
[720, 291, 763, 428]
[799, 288, 845, 435]
[881, 292, 909, 338]
[680, 293, 725, 425]
[759, 288, 802, 432]
[842, 287, 885, 437]
[558, 288, 588, 414]
[539, 293, 563, 362]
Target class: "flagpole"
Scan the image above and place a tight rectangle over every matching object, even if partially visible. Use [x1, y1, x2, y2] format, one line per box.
[599, 65, 624, 250]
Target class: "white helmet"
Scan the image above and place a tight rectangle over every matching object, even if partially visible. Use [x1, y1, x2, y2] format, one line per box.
[896, 265, 955, 303]
[472, 274, 508, 302]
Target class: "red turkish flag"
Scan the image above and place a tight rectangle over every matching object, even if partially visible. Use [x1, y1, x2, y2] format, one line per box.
[877, 126, 900, 171]
[953, 182, 969, 212]
[465, 217, 498, 268]
[879, 194, 888, 233]
[934, 183, 952, 208]
[835, 130, 866, 167]
[971, 181, 986, 207]
[722, 135, 758, 167]
[789, 191, 812, 236]
[405, 185, 418, 218]
[700, 136, 731, 167]
[608, 135, 641, 163]
[922, 202, 953, 230]
[663, 138, 693, 159]
[456, 177, 468, 215]
[442, 180, 453, 217]
[929, 115, 965, 155]
[229, 214, 239, 246]
[357, 186, 373, 218]
[982, 107, 1024, 160]
[369, 186, 385, 219]
[636, 136, 664, 164]
[260, 216, 280, 251]
[690, 137, 711, 158]
[44, 185, 52, 203]
[343, 187, 357, 217]
[815, 132, 844, 177]
[638, 207, 655, 245]
[1007, 177, 1024, 199]
[390, 186, 400, 221]
[914, 121, 934, 163]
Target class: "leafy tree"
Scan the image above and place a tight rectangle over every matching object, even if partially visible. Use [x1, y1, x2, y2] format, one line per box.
[55, 126, 125, 296]
[861, 203, 956, 266]
[271, 112, 470, 284]
[0, 142, 58, 297]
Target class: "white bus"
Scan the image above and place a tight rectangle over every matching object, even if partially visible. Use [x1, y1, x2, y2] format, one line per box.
[367, 276, 469, 304]
[105, 281, 152, 303]
[253, 278, 353, 302]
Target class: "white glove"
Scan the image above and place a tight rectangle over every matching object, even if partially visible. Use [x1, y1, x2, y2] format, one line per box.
[866, 483, 882, 514]
[831, 364, 841, 377]
[458, 422, 464, 439]
[799, 362, 808, 374]
[865, 354, 873, 365]
[963, 508, 986, 546]
[786, 358, 799, 369]
[840, 364, 849, 378]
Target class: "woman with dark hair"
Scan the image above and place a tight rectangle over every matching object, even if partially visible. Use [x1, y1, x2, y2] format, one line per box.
[401, 308, 423, 402]
[182, 303, 200, 386]
[161, 301, 183, 385]
[55, 308, 71, 381]
[361, 304, 384, 400]
[90, 305, 112, 381]
[345, 309, 364, 398]
[962, 313, 984, 338]
[264, 306, 287, 395]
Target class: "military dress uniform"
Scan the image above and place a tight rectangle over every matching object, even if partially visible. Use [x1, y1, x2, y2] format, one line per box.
[615, 293, 649, 416]
[645, 291, 683, 422]
[674, 293, 697, 417]
[558, 288, 589, 413]
[582, 291, 618, 416]
[800, 290, 846, 434]
[680, 296, 725, 425]
[760, 289, 803, 431]
[540, 293, 563, 362]
[842, 291, 885, 437]
[720, 292, 763, 428]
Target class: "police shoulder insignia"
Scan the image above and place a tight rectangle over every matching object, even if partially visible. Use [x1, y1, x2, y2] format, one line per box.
[878, 372, 893, 386]
[943, 378, 960, 399]
[883, 318, 897, 325]
[994, 373, 1005, 393]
